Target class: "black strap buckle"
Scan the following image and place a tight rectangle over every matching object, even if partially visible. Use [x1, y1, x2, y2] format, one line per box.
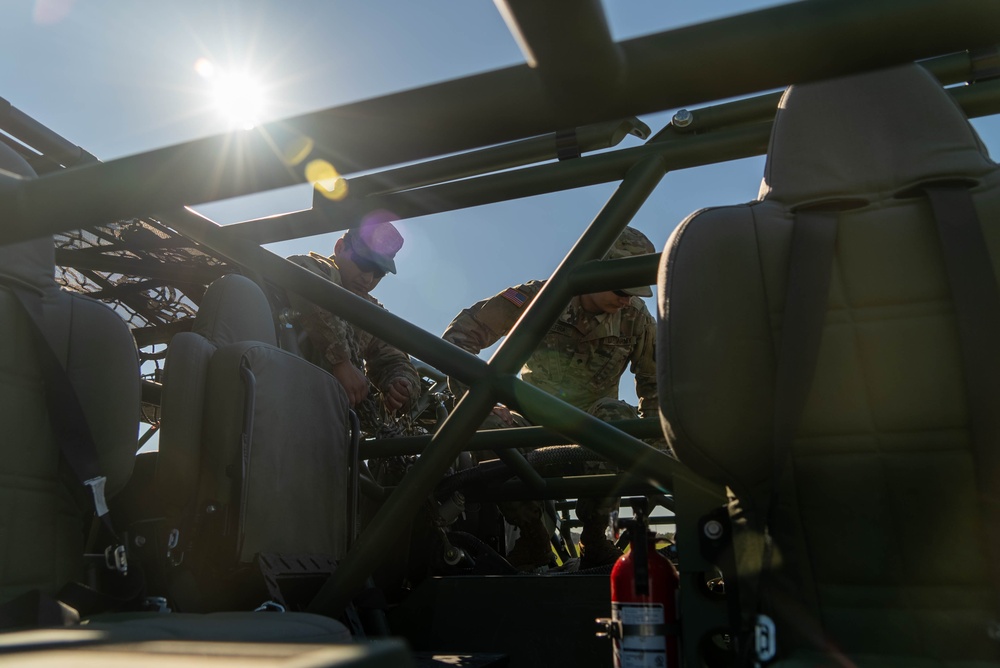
[104, 544, 128, 575]
[166, 528, 184, 566]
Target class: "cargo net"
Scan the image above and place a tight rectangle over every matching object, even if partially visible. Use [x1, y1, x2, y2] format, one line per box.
[54, 217, 236, 423]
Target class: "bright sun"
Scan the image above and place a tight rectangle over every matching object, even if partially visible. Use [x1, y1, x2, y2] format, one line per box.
[195, 57, 266, 130]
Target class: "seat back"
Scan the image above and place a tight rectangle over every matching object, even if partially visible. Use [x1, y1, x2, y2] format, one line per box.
[155, 274, 351, 610]
[0, 147, 140, 603]
[658, 65, 1000, 661]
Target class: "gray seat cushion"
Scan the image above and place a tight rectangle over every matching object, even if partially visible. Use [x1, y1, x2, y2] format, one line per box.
[153, 274, 351, 611]
[0, 145, 140, 602]
[658, 65, 1000, 661]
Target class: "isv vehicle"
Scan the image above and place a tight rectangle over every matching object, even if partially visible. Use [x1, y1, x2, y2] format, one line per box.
[2, 1, 1000, 666]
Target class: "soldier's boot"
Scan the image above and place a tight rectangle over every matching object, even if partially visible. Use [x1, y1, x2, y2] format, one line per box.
[576, 506, 622, 571]
[500, 500, 553, 571]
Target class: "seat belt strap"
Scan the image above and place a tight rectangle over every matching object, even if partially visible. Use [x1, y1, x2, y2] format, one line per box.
[925, 186, 1000, 633]
[771, 211, 838, 479]
[0, 285, 146, 624]
[747, 210, 837, 664]
[7, 286, 121, 544]
[925, 187, 1000, 494]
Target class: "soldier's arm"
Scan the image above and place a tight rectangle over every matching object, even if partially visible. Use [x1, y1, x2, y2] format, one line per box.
[442, 282, 541, 353]
[442, 282, 541, 398]
[442, 306, 504, 354]
[630, 307, 659, 419]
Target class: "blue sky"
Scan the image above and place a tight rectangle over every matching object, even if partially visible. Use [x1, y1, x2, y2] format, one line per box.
[4, 0, 999, 409]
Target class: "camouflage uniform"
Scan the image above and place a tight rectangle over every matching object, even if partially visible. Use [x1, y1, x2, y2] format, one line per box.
[288, 251, 420, 431]
[443, 227, 661, 569]
[443, 280, 658, 417]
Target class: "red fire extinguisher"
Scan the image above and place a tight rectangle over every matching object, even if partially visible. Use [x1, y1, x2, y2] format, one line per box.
[607, 509, 679, 667]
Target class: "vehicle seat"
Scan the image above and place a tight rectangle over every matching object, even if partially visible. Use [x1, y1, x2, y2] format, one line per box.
[657, 64, 1000, 663]
[0, 146, 140, 604]
[154, 273, 352, 612]
[0, 148, 355, 645]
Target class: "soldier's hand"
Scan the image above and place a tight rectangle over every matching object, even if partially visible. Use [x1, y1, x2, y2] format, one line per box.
[384, 377, 414, 413]
[331, 360, 370, 407]
[491, 404, 515, 426]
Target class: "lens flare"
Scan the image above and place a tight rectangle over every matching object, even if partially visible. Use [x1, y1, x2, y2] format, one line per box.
[33, 0, 75, 25]
[306, 160, 349, 201]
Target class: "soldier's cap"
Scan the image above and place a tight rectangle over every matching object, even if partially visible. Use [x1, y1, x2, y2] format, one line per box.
[603, 226, 655, 298]
[343, 214, 404, 274]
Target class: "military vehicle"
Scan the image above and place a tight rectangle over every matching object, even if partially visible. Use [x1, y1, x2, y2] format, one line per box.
[3, 0, 1000, 665]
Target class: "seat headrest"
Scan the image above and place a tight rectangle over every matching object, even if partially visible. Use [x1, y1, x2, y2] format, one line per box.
[193, 274, 277, 347]
[0, 145, 53, 294]
[760, 64, 995, 206]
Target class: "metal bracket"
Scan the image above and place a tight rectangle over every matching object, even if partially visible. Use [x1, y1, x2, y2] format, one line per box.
[84, 475, 110, 517]
[105, 544, 128, 575]
[166, 528, 184, 566]
[555, 128, 581, 161]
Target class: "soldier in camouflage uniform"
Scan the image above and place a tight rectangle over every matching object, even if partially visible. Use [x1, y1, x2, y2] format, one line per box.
[442, 226, 658, 570]
[288, 217, 421, 434]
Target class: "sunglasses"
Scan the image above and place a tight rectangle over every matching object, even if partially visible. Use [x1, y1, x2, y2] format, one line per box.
[345, 239, 388, 278]
[351, 253, 387, 278]
[612, 289, 631, 298]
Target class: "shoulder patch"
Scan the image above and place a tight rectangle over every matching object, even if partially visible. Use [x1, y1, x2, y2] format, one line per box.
[501, 287, 529, 308]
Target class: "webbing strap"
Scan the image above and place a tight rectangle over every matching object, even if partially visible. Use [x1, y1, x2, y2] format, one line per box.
[757, 189, 1000, 652]
[747, 210, 837, 663]
[925, 186, 1000, 629]
[770, 210, 838, 521]
[1, 285, 145, 623]
[926, 187, 1000, 498]
[7, 286, 120, 540]
[752, 188, 1000, 657]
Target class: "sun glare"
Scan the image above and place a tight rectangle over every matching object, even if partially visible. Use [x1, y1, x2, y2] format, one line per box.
[305, 159, 349, 201]
[195, 57, 266, 130]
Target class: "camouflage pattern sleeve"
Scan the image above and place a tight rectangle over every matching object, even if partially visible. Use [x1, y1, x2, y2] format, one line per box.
[442, 281, 544, 353]
[630, 304, 659, 419]
[287, 255, 352, 368]
[442, 281, 543, 399]
[364, 333, 421, 410]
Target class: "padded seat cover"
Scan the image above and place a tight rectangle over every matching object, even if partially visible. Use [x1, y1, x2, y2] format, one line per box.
[658, 65, 1000, 661]
[156, 274, 351, 603]
[0, 147, 140, 602]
